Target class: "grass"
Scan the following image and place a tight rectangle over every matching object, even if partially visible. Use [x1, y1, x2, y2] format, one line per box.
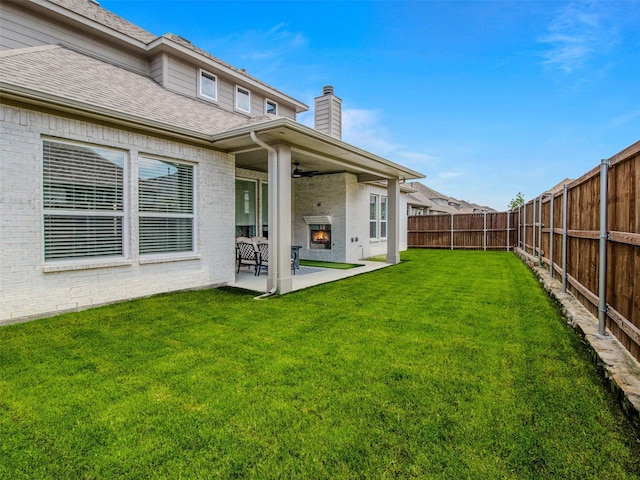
[1, 250, 639, 479]
[298, 259, 363, 269]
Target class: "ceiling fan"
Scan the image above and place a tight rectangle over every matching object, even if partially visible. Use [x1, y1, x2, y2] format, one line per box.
[292, 162, 320, 178]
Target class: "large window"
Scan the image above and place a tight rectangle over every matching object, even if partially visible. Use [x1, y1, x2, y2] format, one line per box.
[235, 179, 257, 237]
[235, 85, 251, 113]
[43, 139, 125, 260]
[199, 69, 217, 101]
[138, 157, 194, 254]
[369, 194, 388, 240]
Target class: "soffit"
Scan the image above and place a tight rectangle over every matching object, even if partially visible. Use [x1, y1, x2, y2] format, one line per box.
[214, 121, 425, 181]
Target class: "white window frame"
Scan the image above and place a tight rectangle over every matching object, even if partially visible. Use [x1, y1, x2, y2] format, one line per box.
[138, 155, 196, 256]
[235, 85, 251, 113]
[199, 69, 218, 101]
[235, 177, 258, 238]
[42, 138, 128, 266]
[369, 194, 388, 241]
[369, 194, 379, 240]
[265, 99, 278, 115]
[380, 195, 388, 240]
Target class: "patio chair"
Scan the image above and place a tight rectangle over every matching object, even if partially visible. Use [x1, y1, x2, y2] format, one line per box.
[256, 241, 269, 276]
[255, 242, 296, 276]
[236, 240, 261, 275]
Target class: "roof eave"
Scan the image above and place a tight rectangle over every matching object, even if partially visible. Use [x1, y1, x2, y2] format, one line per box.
[146, 37, 309, 114]
[19, 0, 151, 50]
[0, 82, 214, 146]
[212, 118, 425, 180]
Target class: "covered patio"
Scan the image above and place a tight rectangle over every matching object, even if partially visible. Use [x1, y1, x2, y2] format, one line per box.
[212, 116, 423, 295]
[232, 260, 391, 294]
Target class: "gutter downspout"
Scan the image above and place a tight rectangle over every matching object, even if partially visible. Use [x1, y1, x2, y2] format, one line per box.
[249, 131, 278, 299]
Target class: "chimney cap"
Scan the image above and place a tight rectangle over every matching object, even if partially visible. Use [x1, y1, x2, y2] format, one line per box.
[322, 85, 334, 96]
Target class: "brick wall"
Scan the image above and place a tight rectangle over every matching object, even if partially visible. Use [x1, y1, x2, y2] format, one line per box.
[0, 104, 236, 323]
[292, 173, 408, 263]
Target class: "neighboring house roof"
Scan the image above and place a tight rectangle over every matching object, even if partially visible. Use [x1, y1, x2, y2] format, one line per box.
[407, 182, 497, 214]
[545, 178, 574, 195]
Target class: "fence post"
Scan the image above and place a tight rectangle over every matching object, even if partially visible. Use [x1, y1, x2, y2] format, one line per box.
[538, 196, 543, 266]
[483, 211, 487, 251]
[517, 206, 521, 249]
[532, 197, 537, 256]
[549, 193, 554, 275]
[598, 159, 610, 337]
[523, 202, 526, 252]
[507, 210, 511, 252]
[450, 213, 454, 251]
[561, 183, 568, 293]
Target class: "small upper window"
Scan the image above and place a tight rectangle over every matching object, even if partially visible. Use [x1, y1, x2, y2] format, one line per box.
[199, 70, 217, 101]
[266, 99, 277, 115]
[236, 86, 250, 113]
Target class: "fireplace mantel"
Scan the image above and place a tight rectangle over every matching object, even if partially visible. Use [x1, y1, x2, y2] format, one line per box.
[303, 215, 332, 224]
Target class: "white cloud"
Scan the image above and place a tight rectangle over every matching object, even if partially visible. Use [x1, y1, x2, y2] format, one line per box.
[243, 23, 308, 61]
[439, 171, 464, 179]
[341, 108, 438, 172]
[538, 2, 613, 73]
[607, 109, 640, 129]
[342, 108, 399, 155]
[204, 23, 308, 69]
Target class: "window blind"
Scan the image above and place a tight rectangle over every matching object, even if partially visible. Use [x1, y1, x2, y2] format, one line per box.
[139, 157, 194, 254]
[44, 215, 123, 258]
[43, 140, 125, 260]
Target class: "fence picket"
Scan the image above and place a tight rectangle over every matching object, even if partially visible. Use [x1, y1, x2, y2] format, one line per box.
[407, 140, 639, 361]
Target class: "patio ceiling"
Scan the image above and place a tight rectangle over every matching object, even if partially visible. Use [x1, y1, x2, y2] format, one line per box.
[211, 117, 425, 181]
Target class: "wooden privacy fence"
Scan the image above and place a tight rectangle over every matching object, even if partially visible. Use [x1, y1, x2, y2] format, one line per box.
[408, 211, 517, 250]
[408, 140, 639, 361]
[520, 140, 640, 362]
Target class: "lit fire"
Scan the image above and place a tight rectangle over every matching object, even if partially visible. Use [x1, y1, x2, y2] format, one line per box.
[312, 230, 330, 243]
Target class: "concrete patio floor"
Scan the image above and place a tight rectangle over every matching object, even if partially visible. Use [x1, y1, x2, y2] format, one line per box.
[231, 260, 391, 293]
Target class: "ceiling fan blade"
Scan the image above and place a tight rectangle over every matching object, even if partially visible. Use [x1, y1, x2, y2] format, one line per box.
[292, 163, 321, 178]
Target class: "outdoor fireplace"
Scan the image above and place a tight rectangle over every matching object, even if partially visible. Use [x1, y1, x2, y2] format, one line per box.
[309, 224, 331, 249]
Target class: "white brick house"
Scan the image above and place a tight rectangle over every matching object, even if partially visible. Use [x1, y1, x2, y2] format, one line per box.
[0, 0, 423, 323]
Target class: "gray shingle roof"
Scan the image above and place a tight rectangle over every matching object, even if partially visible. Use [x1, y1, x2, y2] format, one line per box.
[407, 182, 497, 214]
[48, 0, 157, 43]
[0, 45, 266, 136]
[40, 2, 305, 111]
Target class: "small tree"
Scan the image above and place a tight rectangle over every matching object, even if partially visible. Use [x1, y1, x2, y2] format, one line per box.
[508, 192, 525, 211]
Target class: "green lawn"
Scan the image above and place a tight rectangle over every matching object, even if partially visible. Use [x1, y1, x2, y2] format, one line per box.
[1, 250, 639, 479]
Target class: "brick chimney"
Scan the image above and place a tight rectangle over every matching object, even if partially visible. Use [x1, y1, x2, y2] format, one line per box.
[314, 86, 342, 139]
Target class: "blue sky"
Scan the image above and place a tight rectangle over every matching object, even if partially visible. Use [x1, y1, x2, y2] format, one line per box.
[101, 0, 640, 210]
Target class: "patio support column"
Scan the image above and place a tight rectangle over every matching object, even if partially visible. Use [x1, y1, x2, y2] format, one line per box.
[386, 178, 401, 264]
[274, 143, 293, 294]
